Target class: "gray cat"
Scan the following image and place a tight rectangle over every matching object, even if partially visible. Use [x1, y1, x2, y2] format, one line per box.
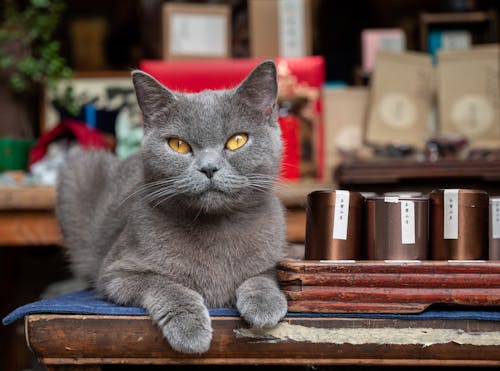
[56, 61, 288, 353]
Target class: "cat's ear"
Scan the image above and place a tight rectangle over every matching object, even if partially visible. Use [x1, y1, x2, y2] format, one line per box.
[234, 60, 278, 118]
[132, 70, 176, 120]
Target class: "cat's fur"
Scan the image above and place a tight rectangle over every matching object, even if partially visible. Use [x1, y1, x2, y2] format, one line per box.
[56, 61, 288, 353]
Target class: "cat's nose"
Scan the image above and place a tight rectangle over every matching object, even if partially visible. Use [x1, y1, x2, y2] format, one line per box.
[199, 165, 219, 179]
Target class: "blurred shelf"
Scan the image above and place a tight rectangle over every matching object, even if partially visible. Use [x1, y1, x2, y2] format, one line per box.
[335, 159, 500, 194]
[0, 180, 326, 246]
[0, 186, 56, 211]
[336, 159, 500, 184]
[419, 11, 498, 50]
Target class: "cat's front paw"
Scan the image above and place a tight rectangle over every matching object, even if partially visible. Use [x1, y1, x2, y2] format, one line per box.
[161, 305, 212, 353]
[236, 277, 287, 328]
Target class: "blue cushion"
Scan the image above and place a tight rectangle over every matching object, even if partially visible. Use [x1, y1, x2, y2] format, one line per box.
[3, 290, 500, 326]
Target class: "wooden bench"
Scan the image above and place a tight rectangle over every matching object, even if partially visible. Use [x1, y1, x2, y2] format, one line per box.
[25, 313, 500, 369]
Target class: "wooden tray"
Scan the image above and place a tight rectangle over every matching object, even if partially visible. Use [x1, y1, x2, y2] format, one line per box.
[277, 260, 500, 313]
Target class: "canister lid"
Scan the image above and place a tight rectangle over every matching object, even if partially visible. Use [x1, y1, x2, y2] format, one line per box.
[366, 195, 429, 202]
[430, 189, 489, 207]
[384, 191, 423, 198]
[307, 190, 364, 206]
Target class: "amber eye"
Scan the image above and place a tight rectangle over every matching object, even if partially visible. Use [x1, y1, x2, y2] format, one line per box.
[226, 133, 248, 151]
[168, 137, 191, 154]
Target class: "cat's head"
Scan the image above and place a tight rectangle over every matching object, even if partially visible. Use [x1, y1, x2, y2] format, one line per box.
[132, 61, 282, 214]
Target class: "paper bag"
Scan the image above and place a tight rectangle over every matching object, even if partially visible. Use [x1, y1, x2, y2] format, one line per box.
[323, 87, 369, 179]
[438, 46, 500, 147]
[365, 51, 435, 149]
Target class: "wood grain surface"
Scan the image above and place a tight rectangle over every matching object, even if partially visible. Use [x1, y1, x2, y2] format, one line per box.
[278, 260, 500, 313]
[26, 314, 500, 367]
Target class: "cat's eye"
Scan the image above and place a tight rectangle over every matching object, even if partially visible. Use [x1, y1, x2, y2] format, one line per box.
[168, 137, 191, 154]
[226, 133, 248, 151]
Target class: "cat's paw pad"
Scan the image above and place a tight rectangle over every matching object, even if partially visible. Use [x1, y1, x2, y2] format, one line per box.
[236, 289, 287, 328]
[161, 308, 212, 353]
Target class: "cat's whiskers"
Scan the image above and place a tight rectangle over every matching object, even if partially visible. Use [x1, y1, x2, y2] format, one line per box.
[143, 180, 188, 206]
[120, 177, 183, 207]
[243, 173, 280, 194]
[189, 207, 204, 225]
[151, 193, 179, 209]
[143, 187, 178, 205]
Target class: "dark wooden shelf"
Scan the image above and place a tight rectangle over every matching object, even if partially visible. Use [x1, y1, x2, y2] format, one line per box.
[334, 159, 500, 194]
[419, 11, 498, 51]
[421, 11, 496, 24]
[336, 159, 500, 184]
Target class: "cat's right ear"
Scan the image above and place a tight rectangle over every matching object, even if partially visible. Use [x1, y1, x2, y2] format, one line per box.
[132, 70, 176, 122]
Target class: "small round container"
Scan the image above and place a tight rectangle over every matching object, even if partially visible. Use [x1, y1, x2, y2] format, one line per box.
[304, 190, 363, 260]
[430, 189, 488, 260]
[489, 196, 500, 260]
[365, 195, 429, 260]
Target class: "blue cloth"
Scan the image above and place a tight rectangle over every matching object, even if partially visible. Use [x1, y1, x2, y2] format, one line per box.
[3, 290, 500, 326]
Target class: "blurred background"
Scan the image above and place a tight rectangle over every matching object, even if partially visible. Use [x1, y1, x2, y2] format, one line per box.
[2, 0, 500, 369]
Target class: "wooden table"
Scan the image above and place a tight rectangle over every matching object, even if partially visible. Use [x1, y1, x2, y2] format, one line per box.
[25, 313, 500, 369]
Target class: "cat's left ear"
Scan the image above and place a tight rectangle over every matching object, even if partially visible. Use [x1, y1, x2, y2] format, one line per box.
[234, 60, 278, 118]
[132, 70, 176, 121]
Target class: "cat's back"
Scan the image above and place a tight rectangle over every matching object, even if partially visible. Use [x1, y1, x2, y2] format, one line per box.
[56, 149, 142, 281]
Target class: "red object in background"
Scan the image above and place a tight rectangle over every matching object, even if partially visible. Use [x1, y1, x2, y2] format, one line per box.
[278, 116, 301, 180]
[140, 57, 324, 93]
[29, 119, 109, 166]
[140, 57, 325, 179]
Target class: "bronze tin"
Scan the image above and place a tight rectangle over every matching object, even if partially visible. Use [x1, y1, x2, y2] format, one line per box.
[430, 189, 488, 260]
[305, 190, 363, 260]
[489, 196, 500, 260]
[365, 195, 429, 260]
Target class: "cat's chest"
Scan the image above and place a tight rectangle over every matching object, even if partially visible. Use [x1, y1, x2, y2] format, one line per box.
[164, 215, 273, 268]
[144, 210, 284, 305]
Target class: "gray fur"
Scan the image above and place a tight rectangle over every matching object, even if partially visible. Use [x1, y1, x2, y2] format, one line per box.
[56, 61, 287, 354]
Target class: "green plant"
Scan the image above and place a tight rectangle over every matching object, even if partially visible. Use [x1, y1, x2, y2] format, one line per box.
[0, 0, 72, 93]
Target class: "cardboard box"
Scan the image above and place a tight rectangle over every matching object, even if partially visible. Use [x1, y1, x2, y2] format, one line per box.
[323, 87, 369, 179]
[361, 29, 406, 74]
[438, 46, 500, 147]
[162, 3, 231, 60]
[365, 51, 435, 149]
[248, 0, 312, 58]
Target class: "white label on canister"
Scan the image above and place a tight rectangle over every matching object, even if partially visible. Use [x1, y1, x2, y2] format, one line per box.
[491, 199, 500, 239]
[401, 200, 415, 244]
[333, 190, 350, 240]
[444, 189, 459, 239]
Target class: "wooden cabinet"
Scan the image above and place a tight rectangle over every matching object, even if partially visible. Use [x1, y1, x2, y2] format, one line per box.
[335, 159, 500, 195]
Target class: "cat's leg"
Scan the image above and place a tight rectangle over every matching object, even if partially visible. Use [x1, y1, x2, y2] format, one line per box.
[96, 260, 212, 353]
[235, 270, 287, 328]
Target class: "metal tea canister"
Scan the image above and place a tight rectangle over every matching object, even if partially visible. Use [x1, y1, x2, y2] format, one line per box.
[430, 189, 488, 260]
[365, 195, 429, 260]
[489, 196, 500, 260]
[305, 190, 363, 260]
